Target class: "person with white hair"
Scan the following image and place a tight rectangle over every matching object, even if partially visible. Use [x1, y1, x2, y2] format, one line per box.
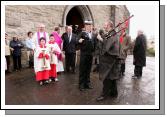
[62, 26, 78, 73]
[32, 23, 49, 49]
[132, 30, 147, 79]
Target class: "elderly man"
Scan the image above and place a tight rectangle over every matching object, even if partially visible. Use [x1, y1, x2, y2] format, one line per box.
[96, 21, 120, 101]
[77, 20, 97, 91]
[32, 24, 49, 49]
[62, 26, 78, 73]
[132, 30, 147, 79]
[32, 24, 49, 77]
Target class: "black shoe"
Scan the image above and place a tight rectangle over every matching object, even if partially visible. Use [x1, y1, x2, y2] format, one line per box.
[85, 84, 93, 89]
[132, 76, 138, 79]
[122, 72, 125, 76]
[79, 87, 85, 91]
[96, 96, 105, 101]
[132, 75, 137, 78]
[71, 70, 76, 74]
[18, 69, 21, 71]
[79, 85, 85, 91]
[137, 76, 142, 79]
[6, 70, 11, 74]
[14, 69, 18, 72]
[110, 93, 118, 98]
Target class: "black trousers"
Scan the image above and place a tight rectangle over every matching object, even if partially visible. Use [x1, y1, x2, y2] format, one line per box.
[5, 55, 11, 71]
[65, 53, 76, 72]
[102, 79, 118, 97]
[121, 63, 125, 73]
[29, 53, 34, 68]
[134, 65, 143, 77]
[12, 55, 22, 70]
[79, 54, 93, 87]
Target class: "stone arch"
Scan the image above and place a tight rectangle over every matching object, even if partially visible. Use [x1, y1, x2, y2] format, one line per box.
[62, 5, 94, 27]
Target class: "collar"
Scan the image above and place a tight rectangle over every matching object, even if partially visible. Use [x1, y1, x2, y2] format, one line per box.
[49, 41, 56, 44]
[40, 44, 46, 48]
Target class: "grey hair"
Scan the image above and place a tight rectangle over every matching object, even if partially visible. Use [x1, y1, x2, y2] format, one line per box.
[68, 26, 72, 30]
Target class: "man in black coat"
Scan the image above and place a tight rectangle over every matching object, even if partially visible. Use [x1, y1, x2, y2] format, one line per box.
[77, 20, 96, 91]
[132, 30, 147, 79]
[62, 26, 78, 73]
[96, 21, 120, 101]
[10, 36, 24, 71]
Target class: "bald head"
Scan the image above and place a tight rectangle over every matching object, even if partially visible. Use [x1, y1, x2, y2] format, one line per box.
[137, 30, 144, 36]
[67, 26, 72, 34]
[38, 23, 45, 28]
[38, 23, 45, 32]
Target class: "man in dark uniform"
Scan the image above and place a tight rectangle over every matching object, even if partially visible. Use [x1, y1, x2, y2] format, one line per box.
[77, 20, 96, 91]
[132, 30, 147, 79]
[96, 21, 120, 101]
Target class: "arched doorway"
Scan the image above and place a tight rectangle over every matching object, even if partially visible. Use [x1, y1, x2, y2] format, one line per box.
[66, 7, 84, 34]
[62, 5, 94, 34]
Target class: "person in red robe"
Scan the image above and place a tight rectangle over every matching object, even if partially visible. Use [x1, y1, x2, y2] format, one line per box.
[48, 34, 62, 82]
[34, 37, 51, 85]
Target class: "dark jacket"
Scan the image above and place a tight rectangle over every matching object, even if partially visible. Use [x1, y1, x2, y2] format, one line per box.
[99, 29, 120, 81]
[62, 33, 78, 54]
[100, 30, 120, 57]
[10, 39, 24, 56]
[133, 34, 147, 66]
[77, 31, 96, 55]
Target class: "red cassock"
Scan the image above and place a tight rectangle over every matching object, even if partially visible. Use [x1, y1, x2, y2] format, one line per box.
[48, 42, 61, 78]
[49, 64, 57, 78]
[36, 52, 50, 81]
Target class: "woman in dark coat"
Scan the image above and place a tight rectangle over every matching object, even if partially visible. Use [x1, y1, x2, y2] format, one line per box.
[132, 30, 147, 79]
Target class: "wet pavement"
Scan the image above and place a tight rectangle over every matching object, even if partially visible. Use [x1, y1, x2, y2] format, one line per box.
[5, 55, 155, 105]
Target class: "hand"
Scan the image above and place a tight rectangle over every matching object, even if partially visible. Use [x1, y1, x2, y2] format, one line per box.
[97, 34, 103, 42]
[79, 38, 84, 43]
[10, 48, 14, 51]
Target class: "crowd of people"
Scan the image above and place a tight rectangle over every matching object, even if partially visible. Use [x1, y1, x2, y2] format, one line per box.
[5, 20, 147, 101]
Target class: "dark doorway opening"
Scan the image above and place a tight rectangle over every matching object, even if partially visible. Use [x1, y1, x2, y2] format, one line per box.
[66, 7, 84, 35]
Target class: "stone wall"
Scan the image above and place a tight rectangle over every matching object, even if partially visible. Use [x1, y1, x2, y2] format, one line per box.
[89, 5, 111, 29]
[115, 5, 130, 33]
[5, 5, 130, 39]
[5, 5, 66, 40]
[5, 5, 130, 68]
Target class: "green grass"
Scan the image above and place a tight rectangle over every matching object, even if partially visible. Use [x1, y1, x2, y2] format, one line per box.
[146, 48, 155, 57]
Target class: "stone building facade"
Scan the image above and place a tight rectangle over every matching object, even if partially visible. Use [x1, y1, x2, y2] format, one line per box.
[5, 5, 130, 67]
